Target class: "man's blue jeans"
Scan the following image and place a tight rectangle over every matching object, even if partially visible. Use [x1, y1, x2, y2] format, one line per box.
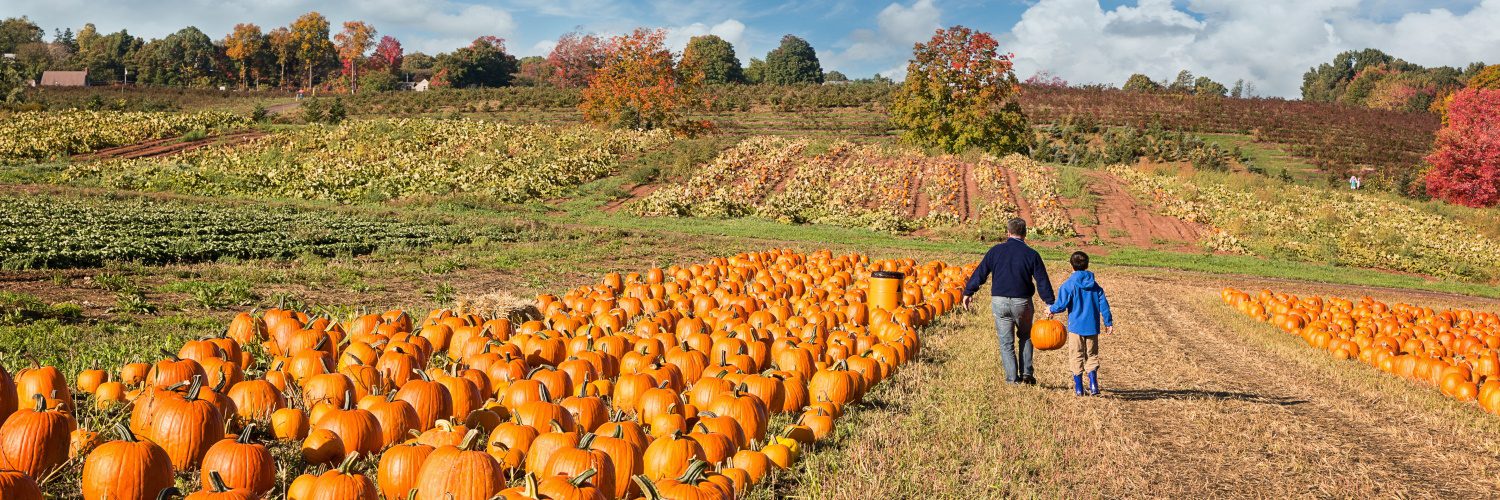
[990, 296, 1035, 383]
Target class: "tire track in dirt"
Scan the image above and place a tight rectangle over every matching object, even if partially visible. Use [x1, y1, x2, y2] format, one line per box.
[1059, 275, 1500, 497]
[961, 161, 977, 223]
[1002, 167, 1034, 224]
[73, 131, 267, 161]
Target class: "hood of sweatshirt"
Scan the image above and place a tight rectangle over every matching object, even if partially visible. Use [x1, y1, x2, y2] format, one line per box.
[1068, 270, 1097, 288]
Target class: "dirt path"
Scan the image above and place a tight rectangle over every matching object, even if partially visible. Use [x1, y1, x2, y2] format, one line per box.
[601, 183, 659, 212]
[267, 101, 300, 115]
[779, 270, 1500, 498]
[1069, 170, 1203, 249]
[1002, 167, 1035, 224]
[74, 131, 267, 161]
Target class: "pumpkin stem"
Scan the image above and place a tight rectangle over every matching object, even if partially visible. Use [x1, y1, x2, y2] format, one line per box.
[459, 429, 482, 451]
[677, 459, 711, 483]
[156, 487, 181, 500]
[336, 451, 361, 473]
[522, 472, 540, 497]
[570, 468, 598, 487]
[632, 475, 663, 500]
[610, 425, 624, 439]
[114, 423, 137, 442]
[578, 432, 597, 449]
[238, 423, 258, 444]
[186, 375, 205, 401]
[343, 389, 356, 411]
[526, 365, 550, 378]
[538, 383, 552, 403]
[548, 419, 564, 433]
[30, 393, 44, 412]
[207, 471, 230, 492]
[411, 368, 431, 382]
[159, 349, 179, 361]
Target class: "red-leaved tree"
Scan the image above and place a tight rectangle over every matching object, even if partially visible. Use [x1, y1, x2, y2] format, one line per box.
[547, 32, 607, 88]
[368, 36, 403, 74]
[1425, 88, 1500, 207]
[579, 28, 708, 134]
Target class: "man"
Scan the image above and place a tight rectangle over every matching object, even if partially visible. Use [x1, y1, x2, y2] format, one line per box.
[962, 218, 1055, 385]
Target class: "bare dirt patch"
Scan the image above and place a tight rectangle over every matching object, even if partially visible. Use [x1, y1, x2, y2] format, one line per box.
[1069, 170, 1204, 250]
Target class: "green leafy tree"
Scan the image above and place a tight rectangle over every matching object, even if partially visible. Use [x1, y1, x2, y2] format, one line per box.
[0, 17, 44, 54]
[72, 24, 141, 84]
[1301, 48, 1395, 102]
[682, 34, 744, 84]
[763, 35, 822, 84]
[1122, 73, 1160, 92]
[134, 27, 219, 86]
[824, 70, 848, 82]
[435, 36, 518, 88]
[1168, 70, 1195, 94]
[744, 57, 766, 84]
[890, 25, 1031, 155]
[1194, 76, 1227, 97]
[0, 56, 24, 102]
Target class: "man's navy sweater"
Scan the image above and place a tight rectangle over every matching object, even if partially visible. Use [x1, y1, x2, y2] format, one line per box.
[963, 237, 1055, 304]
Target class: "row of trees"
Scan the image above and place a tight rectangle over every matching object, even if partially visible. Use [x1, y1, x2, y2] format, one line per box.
[520, 32, 834, 88]
[1122, 71, 1253, 98]
[0, 14, 855, 92]
[1301, 48, 1487, 113]
[0, 14, 518, 91]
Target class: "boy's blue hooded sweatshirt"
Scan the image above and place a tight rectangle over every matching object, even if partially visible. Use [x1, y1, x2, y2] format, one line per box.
[1047, 270, 1113, 336]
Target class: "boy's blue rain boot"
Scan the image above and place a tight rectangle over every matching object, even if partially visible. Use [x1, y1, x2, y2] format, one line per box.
[1087, 371, 1100, 396]
[1072, 374, 1085, 396]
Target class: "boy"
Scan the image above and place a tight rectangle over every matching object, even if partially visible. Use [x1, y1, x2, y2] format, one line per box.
[1046, 251, 1114, 396]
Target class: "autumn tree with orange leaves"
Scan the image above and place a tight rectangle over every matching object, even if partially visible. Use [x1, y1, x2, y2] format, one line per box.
[580, 28, 708, 134]
[891, 25, 1031, 155]
[334, 21, 376, 93]
[223, 23, 263, 89]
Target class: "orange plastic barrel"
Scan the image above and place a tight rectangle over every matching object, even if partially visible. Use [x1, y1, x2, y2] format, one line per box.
[869, 271, 904, 312]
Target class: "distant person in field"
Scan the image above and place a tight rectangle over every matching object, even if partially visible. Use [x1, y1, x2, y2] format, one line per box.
[1046, 251, 1114, 396]
[1349, 175, 1361, 190]
[962, 218, 1055, 385]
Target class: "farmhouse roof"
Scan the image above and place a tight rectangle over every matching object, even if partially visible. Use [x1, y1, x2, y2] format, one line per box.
[41, 70, 89, 86]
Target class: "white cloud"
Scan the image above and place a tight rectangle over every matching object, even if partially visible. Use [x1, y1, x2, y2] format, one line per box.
[1004, 0, 1500, 98]
[664, 19, 748, 52]
[833, 0, 941, 65]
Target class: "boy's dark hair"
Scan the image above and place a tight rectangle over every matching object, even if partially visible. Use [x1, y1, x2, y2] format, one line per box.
[1070, 251, 1090, 270]
[1006, 218, 1027, 238]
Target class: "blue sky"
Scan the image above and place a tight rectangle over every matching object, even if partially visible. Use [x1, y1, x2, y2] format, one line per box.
[6, 0, 1497, 97]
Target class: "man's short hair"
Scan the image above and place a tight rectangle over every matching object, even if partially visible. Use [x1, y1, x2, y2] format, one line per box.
[1070, 251, 1090, 271]
[1006, 218, 1027, 238]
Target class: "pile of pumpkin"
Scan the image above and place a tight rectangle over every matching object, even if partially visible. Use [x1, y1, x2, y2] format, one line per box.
[1222, 288, 1500, 411]
[0, 249, 969, 499]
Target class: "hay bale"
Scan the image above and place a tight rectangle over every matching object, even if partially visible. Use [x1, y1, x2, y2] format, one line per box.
[454, 291, 541, 323]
